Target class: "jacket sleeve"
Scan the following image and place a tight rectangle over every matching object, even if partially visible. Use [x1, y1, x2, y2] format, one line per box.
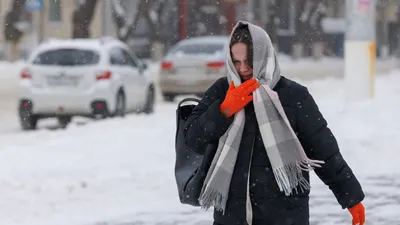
[184, 79, 233, 155]
[295, 88, 365, 209]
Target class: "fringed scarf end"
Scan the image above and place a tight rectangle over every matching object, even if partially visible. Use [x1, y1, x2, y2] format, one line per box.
[300, 159, 325, 171]
[199, 188, 228, 213]
[273, 161, 318, 196]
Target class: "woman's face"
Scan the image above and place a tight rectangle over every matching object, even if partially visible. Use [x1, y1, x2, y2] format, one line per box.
[231, 42, 253, 81]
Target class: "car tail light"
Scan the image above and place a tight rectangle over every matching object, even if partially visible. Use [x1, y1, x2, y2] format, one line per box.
[206, 61, 225, 69]
[19, 100, 33, 111]
[206, 61, 225, 74]
[21, 100, 32, 109]
[95, 102, 105, 109]
[161, 61, 173, 70]
[20, 68, 31, 79]
[96, 71, 112, 80]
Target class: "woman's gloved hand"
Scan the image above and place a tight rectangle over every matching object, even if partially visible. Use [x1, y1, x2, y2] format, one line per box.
[220, 78, 259, 118]
[348, 202, 365, 225]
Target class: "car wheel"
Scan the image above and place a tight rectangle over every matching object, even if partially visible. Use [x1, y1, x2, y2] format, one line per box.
[58, 116, 72, 129]
[143, 85, 155, 114]
[163, 94, 175, 102]
[19, 113, 38, 130]
[114, 91, 126, 117]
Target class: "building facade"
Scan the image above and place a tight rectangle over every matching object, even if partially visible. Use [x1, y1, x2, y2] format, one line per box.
[0, 0, 398, 60]
[0, 0, 110, 60]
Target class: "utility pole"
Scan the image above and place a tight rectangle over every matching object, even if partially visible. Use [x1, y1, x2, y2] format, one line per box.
[178, 0, 187, 40]
[247, 0, 254, 22]
[103, 0, 113, 36]
[344, 0, 376, 102]
[38, 5, 44, 42]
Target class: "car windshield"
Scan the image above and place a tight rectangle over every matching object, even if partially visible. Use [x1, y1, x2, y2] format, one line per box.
[169, 43, 224, 56]
[32, 48, 100, 66]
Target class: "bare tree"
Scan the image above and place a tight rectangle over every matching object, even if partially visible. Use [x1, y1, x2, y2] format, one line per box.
[396, 1, 400, 57]
[265, 1, 278, 46]
[111, 0, 174, 60]
[111, 0, 144, 42]
[3, 0, 25, 60]
[291, 0, 326, 59]
[72, 0, 98, 38]
[184, 0, 223, 37]
[307, 0, 327, 42]
[143, 0, 175, 60]
[306, 0, 327, 59]
[294, 0, 311, 45]
[111, 0, 173, 42]
[4, 0, 24, 42]
[4, 0, 26, 60]
[141, 0, 172, 42]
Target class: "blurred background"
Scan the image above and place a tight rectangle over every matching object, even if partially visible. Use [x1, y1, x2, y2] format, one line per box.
[1, 0, 400, 61]
[0, 1, 399, 225]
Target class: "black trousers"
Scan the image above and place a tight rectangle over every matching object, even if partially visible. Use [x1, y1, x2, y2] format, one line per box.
[212, 207, 310, 225]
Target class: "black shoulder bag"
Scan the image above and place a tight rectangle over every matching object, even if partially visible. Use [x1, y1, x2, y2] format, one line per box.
[174, 97, 217, 206]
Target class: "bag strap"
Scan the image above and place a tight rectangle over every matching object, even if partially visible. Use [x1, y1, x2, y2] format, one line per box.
[177, 97, 201, 108]
[175, 97, 201, 147]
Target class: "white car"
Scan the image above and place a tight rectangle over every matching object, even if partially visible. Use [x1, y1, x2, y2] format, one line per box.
[18, 37, 155, 130]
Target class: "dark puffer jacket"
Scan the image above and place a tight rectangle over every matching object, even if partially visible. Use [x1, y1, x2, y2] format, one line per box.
[184, 76, 365, 225]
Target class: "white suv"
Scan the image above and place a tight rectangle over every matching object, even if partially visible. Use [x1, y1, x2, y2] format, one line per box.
[18, 37, 155, 130]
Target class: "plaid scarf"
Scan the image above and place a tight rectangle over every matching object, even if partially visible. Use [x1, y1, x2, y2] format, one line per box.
[198, 21, 324, 224]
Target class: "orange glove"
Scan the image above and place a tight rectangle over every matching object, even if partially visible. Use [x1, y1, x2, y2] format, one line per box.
[220, 79, 260, 118]
[348, 202, 365, 225]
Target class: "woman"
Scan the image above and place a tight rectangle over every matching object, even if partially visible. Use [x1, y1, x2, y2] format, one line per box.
[184, 21, 365, 225]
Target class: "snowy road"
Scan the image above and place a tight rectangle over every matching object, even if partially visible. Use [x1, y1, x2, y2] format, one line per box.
[0, 61, 399, 225]
[98, 175, 400, 225]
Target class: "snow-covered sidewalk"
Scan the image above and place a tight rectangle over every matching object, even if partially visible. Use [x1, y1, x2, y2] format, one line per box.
[0, 69, 399, 225]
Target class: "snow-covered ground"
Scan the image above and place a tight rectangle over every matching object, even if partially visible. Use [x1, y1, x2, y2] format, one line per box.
[0, 60, 399, 225]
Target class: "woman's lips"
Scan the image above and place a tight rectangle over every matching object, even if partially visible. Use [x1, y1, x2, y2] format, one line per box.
[241, 74, 252, 80]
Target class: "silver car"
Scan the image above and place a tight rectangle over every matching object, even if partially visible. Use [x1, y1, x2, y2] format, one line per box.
[159, 35, 229, 101]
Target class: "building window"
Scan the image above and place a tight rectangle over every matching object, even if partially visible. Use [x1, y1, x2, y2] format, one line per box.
[49, 0, 62, 22]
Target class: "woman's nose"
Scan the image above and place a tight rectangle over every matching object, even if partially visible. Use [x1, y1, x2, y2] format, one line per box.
[240, 63, 249, 71]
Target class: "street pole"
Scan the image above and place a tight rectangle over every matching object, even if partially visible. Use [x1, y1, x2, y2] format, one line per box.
[247, 0, 254, 22]
[39, 7, 44, 42]
[344, 0, 376, 102]
[103, 0, 113, 37]
[178, 0, 187, 40]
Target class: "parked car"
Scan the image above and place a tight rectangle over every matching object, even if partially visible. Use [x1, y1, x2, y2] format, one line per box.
[159, 35, 229, 101]
[18, 37, 155, 130]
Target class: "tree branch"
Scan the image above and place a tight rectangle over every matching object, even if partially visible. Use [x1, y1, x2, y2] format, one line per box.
[72, 0, 98, 38]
